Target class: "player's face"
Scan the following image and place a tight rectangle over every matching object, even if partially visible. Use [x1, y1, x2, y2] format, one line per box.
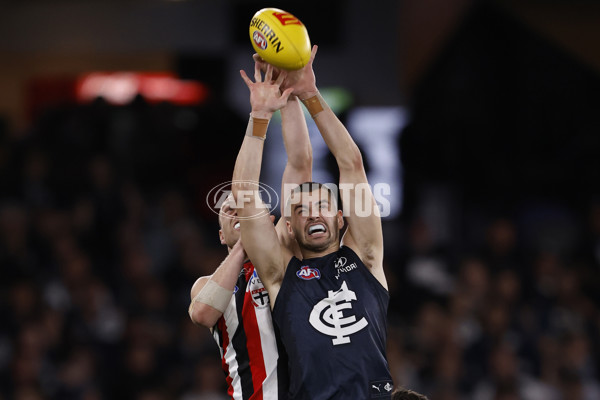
[218, 195, 240, 249]
[288, 188, 342, 253]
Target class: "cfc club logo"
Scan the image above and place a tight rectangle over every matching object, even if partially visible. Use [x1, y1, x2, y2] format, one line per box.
[252, 31, 268, 50]
[309, 281, 368, 345]
[296, 266, 321, 280]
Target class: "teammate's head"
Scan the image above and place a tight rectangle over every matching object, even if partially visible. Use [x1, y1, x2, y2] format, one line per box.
[285, 182, 343, 254]
[218, 194, 240, 249]
[391, 387, 429, 400]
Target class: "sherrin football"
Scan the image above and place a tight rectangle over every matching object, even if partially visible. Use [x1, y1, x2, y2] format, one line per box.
[249, 8, 311, 70]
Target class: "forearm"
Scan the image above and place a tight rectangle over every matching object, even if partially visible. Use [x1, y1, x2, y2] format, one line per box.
[299, 91, 362, 170]
[209, 243, 246, 290]
[280, 96, 312, 216]
[281, 96, 312, 170]
[189, 243, 246, 327]
[232, 114, 270, 205]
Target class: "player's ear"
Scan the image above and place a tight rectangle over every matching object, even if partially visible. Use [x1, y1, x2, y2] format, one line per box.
[286, 219, 295, 238]
[219, 229, 226, 245]
[336, 210, 344, 229]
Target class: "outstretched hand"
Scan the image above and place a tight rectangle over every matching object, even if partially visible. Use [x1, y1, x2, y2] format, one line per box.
[253, 45, 319, 99]
[240, 63, 294, 119]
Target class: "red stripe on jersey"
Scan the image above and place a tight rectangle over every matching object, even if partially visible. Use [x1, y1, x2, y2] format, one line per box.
[217, 317, 234, 398]
[242, 265, 267, 399]
[244, 261, 254, 280]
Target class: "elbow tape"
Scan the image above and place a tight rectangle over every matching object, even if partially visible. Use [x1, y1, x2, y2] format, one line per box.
[188, 279, 233, 319]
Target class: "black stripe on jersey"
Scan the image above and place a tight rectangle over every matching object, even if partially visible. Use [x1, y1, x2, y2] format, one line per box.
[231, 279, 255, 399]
[212, 326, 226, 378]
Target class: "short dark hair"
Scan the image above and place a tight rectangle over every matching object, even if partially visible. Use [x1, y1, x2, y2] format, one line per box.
[286, 181, 339, 212]
[391, 387, 429, 400]
[290, 182, 336, 198]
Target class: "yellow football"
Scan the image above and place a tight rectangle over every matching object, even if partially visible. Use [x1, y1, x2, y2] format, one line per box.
[249, 8, 311, 70]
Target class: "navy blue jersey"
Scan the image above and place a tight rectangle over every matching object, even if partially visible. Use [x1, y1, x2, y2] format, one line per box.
[272, 246, 393, 399]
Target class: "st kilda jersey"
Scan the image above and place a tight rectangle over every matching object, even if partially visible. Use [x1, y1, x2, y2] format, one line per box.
[272, 246, 393, 399]
[212, 261, 288, 399]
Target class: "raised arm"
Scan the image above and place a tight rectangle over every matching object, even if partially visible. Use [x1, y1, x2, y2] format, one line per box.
[252, 55, 313, 239]
[232, 63, 294, 305]
[279, 96, 312, 214]
[283, 45, 386, 288]
[270, 95, 313, 257]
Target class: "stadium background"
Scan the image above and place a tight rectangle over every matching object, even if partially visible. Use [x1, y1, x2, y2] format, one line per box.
[1, 0, 600, 399]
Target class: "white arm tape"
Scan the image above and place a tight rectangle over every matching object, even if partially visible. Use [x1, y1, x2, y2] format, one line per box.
[189, 279, 233, 317]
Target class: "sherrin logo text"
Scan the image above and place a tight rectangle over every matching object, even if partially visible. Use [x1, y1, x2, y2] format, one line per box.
[249, 17, 285, 53]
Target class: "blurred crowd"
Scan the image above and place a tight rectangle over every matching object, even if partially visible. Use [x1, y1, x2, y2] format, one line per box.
[388, 208, 600, 400]
[0, 98, 599, 400]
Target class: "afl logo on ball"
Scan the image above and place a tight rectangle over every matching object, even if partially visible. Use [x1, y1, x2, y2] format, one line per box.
[253, 31, 267, 50]
[296, 266, 321, 280]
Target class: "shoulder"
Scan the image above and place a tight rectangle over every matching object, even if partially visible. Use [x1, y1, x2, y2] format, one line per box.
[342, 229, 381, 268]
[340, 244, 388, 290]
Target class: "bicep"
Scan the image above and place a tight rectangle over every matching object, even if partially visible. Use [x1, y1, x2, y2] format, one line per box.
[240, 212, 289, 289]
[280, 164, 311, 217]
[338, 165, 384, 269]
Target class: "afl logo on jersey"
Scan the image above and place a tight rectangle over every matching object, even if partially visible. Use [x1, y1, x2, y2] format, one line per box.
[296, 266, 321, 280]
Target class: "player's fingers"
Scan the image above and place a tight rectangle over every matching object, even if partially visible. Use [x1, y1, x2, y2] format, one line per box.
[275, 69, 287, 86]
[280, 87, 294, 102]
[308, 45, 318, 66]
[265, 64, 273, 82]
[254, 62, 262, 82]
[253, 54, 268, 73]
[253, 53, 265, 63]
[239, 70, 253, 87]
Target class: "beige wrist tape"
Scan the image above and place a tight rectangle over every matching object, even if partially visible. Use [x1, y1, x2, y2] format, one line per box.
[245, 115, 270, 140]
[301, 93, 327, 118]
[188, 279, 233, 319]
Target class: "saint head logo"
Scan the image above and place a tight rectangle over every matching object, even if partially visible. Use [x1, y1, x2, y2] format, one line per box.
[248, 270, 269, 308]
[296, 266, 321, 280]
[309, 281, 368, 345]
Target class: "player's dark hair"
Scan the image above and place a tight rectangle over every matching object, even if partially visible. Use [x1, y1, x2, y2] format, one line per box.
[289, 182, 339, 209]
[391, 387, 429, 400]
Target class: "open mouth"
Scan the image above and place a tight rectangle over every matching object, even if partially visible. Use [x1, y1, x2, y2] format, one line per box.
[307, 223, 326, 236]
